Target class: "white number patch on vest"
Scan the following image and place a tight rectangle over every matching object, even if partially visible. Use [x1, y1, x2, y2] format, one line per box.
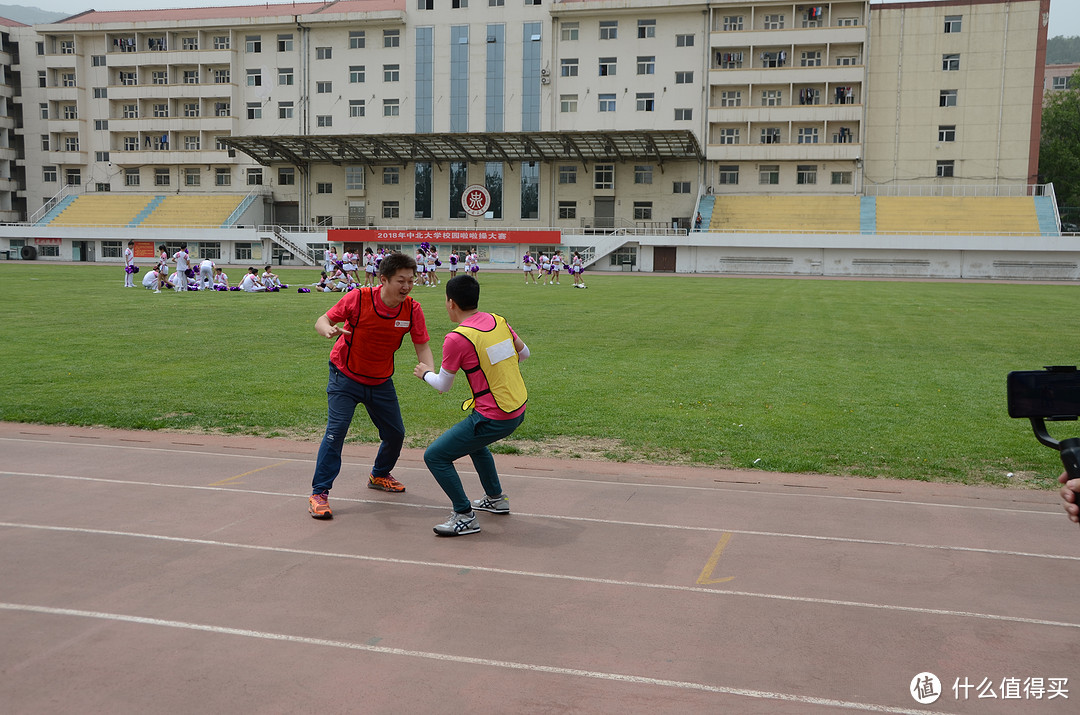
[486, 338, 516, 365]
[394, 320, 411, 328]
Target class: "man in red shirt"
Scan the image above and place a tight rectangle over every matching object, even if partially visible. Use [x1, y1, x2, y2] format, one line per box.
[308, 252, 433, 519]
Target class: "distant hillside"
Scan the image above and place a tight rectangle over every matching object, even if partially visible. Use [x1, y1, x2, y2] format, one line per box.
[0, 4, 72, 25]
[1048, 35, 1080, 65]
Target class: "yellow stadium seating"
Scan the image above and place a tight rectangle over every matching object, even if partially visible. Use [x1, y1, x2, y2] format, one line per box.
[708, 195, 861, 233]
[875, 197, 1040, 234]
[46, 195, 155, 226]
[139, 195, 246, 228]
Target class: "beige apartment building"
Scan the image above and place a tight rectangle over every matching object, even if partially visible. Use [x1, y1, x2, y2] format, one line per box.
[2, 0, 1051, 232]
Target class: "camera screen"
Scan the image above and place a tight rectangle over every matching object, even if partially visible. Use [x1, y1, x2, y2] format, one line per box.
[1007, 369, 1080, 419]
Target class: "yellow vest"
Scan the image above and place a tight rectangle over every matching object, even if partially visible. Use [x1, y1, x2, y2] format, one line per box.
[452, 313, 528, 413]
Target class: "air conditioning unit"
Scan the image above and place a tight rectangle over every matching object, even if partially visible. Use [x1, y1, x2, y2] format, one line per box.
[540, 68, 550, 76]
[540, 77, 550, 85]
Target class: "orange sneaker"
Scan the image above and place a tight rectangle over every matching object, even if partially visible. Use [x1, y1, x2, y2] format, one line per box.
[308, 493, 332, 519]
[368, 473, 406, 492]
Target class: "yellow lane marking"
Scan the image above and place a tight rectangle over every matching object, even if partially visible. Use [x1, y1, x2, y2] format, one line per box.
[209, 461, 287, 487]
[696, 532, 735, 585]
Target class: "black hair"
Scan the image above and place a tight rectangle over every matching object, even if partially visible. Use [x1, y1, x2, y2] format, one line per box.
[446, 275, 480, 310]
[379, 251, 417, 278]
[264, 265, 272, 271]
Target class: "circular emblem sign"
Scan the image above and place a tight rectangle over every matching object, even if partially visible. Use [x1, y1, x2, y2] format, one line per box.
[462, 184, 491, 216]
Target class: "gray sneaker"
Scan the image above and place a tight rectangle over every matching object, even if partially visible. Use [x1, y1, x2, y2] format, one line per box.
[433, 511, 480, 536]
[472, 494, 510, 514]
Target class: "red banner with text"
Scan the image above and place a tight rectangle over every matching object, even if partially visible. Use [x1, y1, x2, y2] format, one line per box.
[328, 228, 561, 245]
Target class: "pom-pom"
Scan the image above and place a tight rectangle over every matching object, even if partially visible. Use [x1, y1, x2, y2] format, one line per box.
[229, 286, 241, 291]
[297, 287, 311, 293]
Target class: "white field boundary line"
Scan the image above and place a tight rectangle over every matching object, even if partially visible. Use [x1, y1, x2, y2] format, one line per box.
[0, 436, 1060, 517]
[0, 602, 955, 715]
[2, 470, 1076, 563]
[3, 521, 1079, 633]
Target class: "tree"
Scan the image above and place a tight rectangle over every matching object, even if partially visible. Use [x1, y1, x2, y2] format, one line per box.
[1040, 69, 1080, 217]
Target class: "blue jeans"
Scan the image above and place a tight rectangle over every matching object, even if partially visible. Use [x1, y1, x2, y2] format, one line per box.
[311, 363, 405, 494]
[424, 411, 525, 513]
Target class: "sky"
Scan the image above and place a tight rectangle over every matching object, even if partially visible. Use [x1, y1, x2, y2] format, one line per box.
[18, 0, 1080, 38]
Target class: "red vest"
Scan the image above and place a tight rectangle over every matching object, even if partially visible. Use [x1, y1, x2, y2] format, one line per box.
[331, 287, 415, 383]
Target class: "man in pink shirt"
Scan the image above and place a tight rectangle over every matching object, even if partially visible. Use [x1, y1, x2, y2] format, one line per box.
[414, 275, 530, 536]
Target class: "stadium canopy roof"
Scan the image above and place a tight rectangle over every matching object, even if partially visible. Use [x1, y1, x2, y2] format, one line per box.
[223, 130, 703, 170]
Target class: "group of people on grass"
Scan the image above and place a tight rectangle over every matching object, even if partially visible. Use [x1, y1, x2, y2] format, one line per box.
[126, 241, 289, 293]
[307, 251, 528, 537]
[521, 249, 587, 288]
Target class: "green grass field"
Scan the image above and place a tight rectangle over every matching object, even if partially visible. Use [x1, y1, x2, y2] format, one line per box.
[0, 263, 1075, 488]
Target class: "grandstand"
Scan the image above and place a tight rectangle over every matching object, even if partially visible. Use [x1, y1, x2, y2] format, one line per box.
[139, 196, 247, 228]
[38, 194, 248, 228]
[874, 197, 1042, 235]
[43, 195, 156, 227]
[707, 196, 862, 233]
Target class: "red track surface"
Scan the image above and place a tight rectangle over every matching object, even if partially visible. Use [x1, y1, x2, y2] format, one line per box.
[1, 422, 1078, 714]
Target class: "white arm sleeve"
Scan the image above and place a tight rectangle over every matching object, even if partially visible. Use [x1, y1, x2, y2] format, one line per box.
[517, 342, 530, 362]
[424, 367, 456, 393]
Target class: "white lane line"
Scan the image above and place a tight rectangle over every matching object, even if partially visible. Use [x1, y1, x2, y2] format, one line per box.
[2, 521, 1078, 632]
[0, 436, 1060, 516]
[0, 601, 962, 715]
[1, 470, 1075, 562]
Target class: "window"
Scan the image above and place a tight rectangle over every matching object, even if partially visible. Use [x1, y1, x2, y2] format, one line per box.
[636, 93, 654, 111]
[831, 171, 853, 185]
[938, 125, 956, 142]
[247, 69, 262, 86]
[561, 22, 579, 41]
[558, 201, 576, 219]
[182, 36, 198, 50]
[451, 0, 466, 7]
[43, 166, 57, 182]
[316, 81, 332, 93]
[942, 54, 960, 71]
[799, 87, 820, 105]
[123, 136, 138, 151]
[279, 168, 296, 185]
[183, 70, 198, 84]
[801, 51, 821, 67]
[676, 34, 694, 47]
[151, 71, 167, 85]
[638, 19, 655, 38]
[278, 34, 293, 52]
[200, 242, 221, 260]
[560, 94, 577, 113]
[124, 168, 140, 186]
[234, 243, 252, 261]
[39, 103, 49, 120]
[349, 31, 365, 49]
[634, 165, 653, 184]
[349, 65, 365, 83]
[95, 151, 109, 161]
[716, 165, 739, 185]
[718, 128, 740, 145]
[598, 93, 615, 112]
[93, 87, 107, 98]
[1053, 76, 1069, 90]
[838, 17, 860, 27]
[184, 136, 200, 150]
[939, 90, 958, 107]
[247, 102, 262, 119]
[673, 181, 691, 194]
[637, 56, 655, 75]
[215, 136, 229, 150]
[215, 102, 230, 117]
[153, 103, 168, 118]
[214, 36, 230, 50]
[721, 91, 741, 107]
[383, 64, 399, 82]
[185, 168, 200, 186]
[761, 128, 781, 144]
[594, 164, 614, 189]
[101, 241, 123, 258]
[279, 67, 294, 85]
[40, 135, 49, 151]
[346, 166, 364, 190]
[383, 167, 400, 185]
[560, 58, 578, 77]
[675, 71, 693, 84]
[674, 108, 692, 121]
[633, 202, 652, 220]
[317, 182, 333, 194]
[759, 165, 779, 185]
[214, 69, 230, 84]
[183, 103, 199, 118]
[384, 99, 400, 116]
[722, 16, 743, 31]
[316, 46, 332, 60]
[91, 54, 105, 66]
[38, 244, 60, 257]
[349, 100, 365, 117]
[247, 168, 263, 185]
[154, 168, 170, 186]
[382, 201, 400, 218]
[944, 15, 962, 33]
[246, 35, 261, 53]
[764, 14, 784, 30]
[63, 136, 78, 152]
[317, 115, 332, 127]
[796, 165, 817, 185]
[61, 73, 76, 87]
[762, 90, 783, 106]
[279, 101, 293, 119]
[599, 21, 617, 40]
[60, 40, 74, 54]
[384, 29, 400, 48]
[836, 56, 859, 66]
[797, 127, 819, 144]
[119, 71, 137, 85]
[558, 165, 577, 184]
[599, 57, 616, 76]
[936, 160, 955, 178]
[122, 104, 138, 118]
[63, 105, 78, 119]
